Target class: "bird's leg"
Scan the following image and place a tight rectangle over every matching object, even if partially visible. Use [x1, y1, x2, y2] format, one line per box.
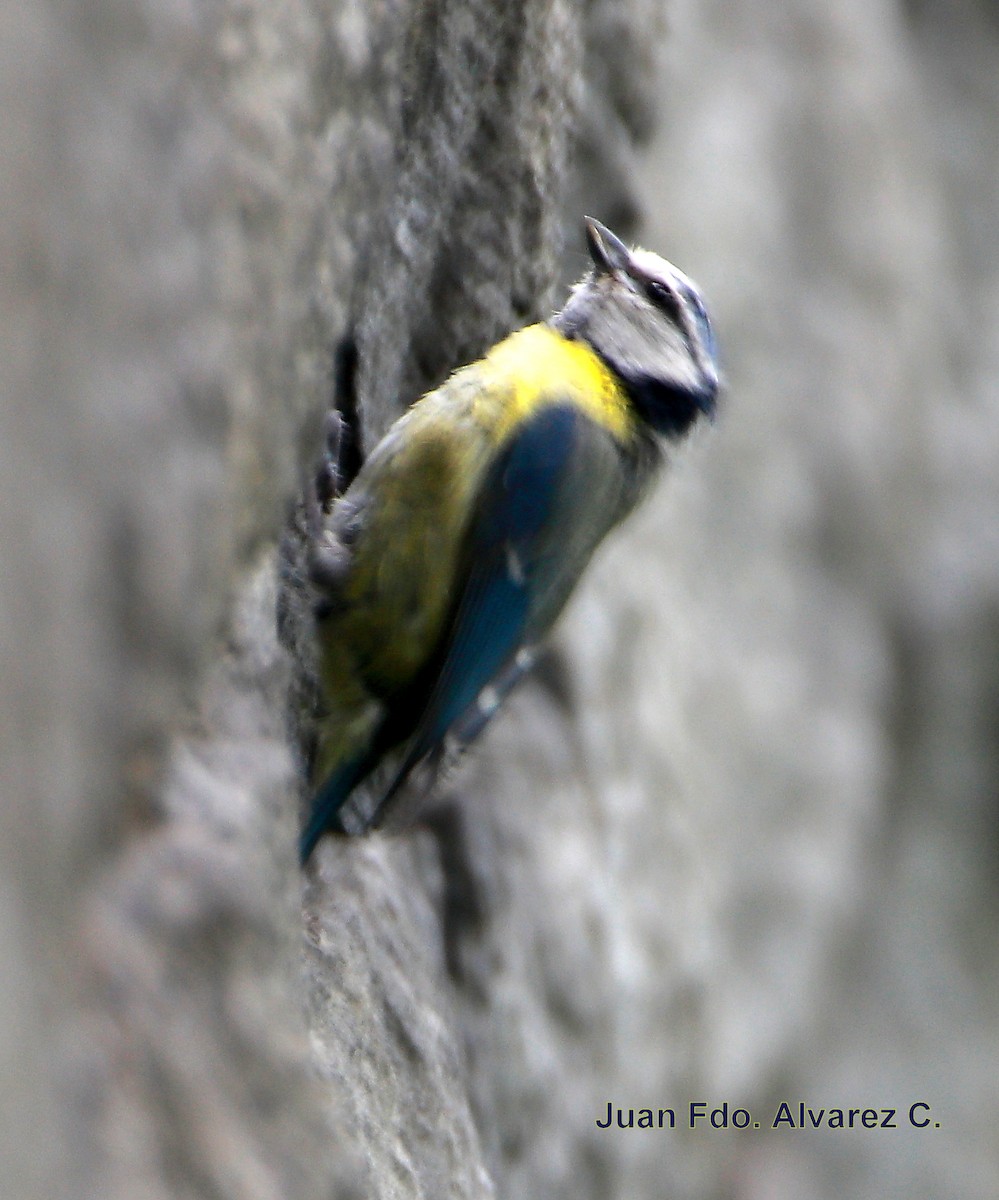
[309, 410, 347, 525]
[307, 410, 352, 600]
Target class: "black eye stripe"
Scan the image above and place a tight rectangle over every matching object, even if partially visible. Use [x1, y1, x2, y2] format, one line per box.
[643, 278, 684, 324]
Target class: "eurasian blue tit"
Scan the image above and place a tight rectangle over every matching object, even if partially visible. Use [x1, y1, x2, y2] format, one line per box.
[300, 217, 718, 862]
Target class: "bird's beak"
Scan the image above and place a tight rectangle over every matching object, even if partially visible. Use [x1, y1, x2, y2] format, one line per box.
[584, 217, 632, 277]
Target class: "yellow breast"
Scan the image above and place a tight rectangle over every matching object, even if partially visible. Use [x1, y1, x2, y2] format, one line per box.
[479, 324, 634, 444]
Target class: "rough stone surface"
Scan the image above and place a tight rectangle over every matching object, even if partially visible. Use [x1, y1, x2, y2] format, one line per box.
[2, 1, 999, 1198]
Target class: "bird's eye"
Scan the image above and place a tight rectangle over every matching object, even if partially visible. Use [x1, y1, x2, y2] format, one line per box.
[644, 279, 683, 325]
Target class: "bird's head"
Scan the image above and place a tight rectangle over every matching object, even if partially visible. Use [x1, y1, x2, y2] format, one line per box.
[553, 218, 719, 438]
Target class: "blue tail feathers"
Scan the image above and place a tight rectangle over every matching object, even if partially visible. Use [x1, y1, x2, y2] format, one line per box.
[299, 755, 368, 864]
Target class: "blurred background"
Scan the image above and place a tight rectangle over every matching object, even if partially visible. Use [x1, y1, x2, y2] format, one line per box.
[565, 0, 999, 1195]
[2, 1, 997, 1198]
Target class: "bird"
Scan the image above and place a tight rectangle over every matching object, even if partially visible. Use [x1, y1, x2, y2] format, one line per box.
[299, 217, 719, 862]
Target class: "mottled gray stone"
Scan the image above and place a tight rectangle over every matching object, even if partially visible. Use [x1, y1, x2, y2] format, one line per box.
[3, 0, 999, 1198]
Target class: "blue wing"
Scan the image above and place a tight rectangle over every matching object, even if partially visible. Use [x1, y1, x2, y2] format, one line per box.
[370, 402, 584, 818]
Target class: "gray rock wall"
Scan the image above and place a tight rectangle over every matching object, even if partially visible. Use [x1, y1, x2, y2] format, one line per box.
[2, 1, 998, 1198]
[627, 2, 999, 1195]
